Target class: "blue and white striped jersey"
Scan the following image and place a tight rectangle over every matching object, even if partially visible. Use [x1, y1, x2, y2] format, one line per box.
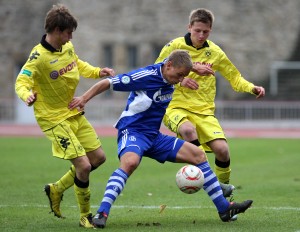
[109, 62, 174, 135]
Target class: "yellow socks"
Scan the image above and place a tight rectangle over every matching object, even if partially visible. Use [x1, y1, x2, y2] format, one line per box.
[55, 165, 75, 193]
[74, 184, 91, 217]
[215, 165, 231, 184]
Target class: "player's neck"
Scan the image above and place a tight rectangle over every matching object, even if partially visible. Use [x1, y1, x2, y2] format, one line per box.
[45, 34, 62, 51]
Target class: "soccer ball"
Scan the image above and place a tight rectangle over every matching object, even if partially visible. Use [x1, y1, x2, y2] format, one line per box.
[175, 165, 204, 194]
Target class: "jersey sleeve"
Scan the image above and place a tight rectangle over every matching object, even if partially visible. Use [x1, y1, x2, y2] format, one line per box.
[111, 74, 143, 92]
[218, 51, 255, 94]
[111, 66, 159, 92]
[155, 40, 177, 63]
[15, 49, 40, 102]
[77, 55, 101, 79]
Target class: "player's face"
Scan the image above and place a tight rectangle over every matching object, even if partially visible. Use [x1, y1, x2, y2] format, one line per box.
[164, 63, 190, 85]
[58, 29, 73, 46]
[188, 21, 211, 48]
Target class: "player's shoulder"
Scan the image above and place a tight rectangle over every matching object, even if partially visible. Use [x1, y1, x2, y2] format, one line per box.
[164, 36, 185, 48]
[64, 41, 75, 50]
[129, 63, 161, 77]
[207, 40, 223, 52]
[25, 43, 46, 64]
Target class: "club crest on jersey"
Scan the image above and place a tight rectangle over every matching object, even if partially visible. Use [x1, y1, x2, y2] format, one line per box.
[205, 50, 211, 57]
[68, 49, 74, 57]
[129, 136, 136, 141]
[121, 76, 130, 84]
[153, 88, 173, 103]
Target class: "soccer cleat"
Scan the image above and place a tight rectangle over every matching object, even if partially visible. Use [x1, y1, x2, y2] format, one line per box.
[44, 183, 64, 218]
[92, 212, 108, 228]
[79, 213, 94, 228]
[220, 182, 235, 198]
[219, 200, 253, 222]
[79, 213, 95, 228]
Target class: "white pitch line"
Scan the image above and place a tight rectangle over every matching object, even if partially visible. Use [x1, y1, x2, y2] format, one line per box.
[0, 204, 300, 211]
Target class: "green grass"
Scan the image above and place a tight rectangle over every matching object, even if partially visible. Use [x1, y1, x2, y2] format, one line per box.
[0, 137, 299, 232]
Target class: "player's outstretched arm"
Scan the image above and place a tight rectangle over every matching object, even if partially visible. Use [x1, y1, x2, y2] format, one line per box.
[68, 79, 111, 111]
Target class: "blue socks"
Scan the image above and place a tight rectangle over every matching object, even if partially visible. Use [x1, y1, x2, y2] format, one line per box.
[98, 163, 229, 215]
[197, 161, 229, 213]
[97, 168, 128, 215]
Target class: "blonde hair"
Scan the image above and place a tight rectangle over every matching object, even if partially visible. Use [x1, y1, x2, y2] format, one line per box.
[167, 50, 193, 70]
[189, 8, 214, 28]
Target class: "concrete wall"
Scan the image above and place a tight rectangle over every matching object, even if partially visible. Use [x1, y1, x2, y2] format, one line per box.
[1, 0, 299, 101]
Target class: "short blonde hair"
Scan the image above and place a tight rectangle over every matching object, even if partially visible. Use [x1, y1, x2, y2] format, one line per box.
[167, 50, 193, 70]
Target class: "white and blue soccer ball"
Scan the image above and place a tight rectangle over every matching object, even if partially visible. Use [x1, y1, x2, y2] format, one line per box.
[176, 165, 204, 194]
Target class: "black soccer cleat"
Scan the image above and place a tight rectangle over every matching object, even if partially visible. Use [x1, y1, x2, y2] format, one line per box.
[219, 200, 253, 222]
[92, 212, 108, 228]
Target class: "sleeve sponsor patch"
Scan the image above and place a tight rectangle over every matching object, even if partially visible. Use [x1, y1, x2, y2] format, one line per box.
[21, 69, 32, 77]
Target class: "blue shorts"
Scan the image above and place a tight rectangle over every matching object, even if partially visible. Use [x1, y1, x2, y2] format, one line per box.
[117, 129, 185, 163]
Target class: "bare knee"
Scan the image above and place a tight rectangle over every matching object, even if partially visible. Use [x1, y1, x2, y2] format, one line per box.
[120, 153, 140, 176]
[75, 162, 92, 181]
[87, 147, 106, 168]
[209, 139, 230, 161]
[176, 142, 206, 165]
[178, 122, 197, 141]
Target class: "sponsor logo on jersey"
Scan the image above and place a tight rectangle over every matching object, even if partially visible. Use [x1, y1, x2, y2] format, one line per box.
[153, 88, 173, 103]
[29, 50, 40, 61]
[58, 136, 70, 151]
[194, 61, 213, 68]
[49, 61, 77, 79]
[21, 69, 32, 77]
[50, 59, 58, 64]
[58, 61, 77, 75]
[213, 131, 222, 134]
[50, 70, 59, 79]
[165, 40, 174, 47]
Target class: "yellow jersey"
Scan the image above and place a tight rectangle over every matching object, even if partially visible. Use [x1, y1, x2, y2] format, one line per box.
[155, 33, 255, 115]
[15, 35, 101, 131]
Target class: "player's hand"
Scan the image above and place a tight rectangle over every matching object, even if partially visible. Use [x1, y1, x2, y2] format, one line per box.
[26, 92, 37, 106]
[252, 86, 265, 99]
[68, 96, 86, 111]
[100, 67, 115, 77]
[180, 78, 199, 90]
[192, 63, 215, 76]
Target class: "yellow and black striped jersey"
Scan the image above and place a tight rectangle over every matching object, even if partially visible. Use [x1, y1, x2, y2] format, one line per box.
[155, 33, 255, 115]
[15, 35, 101, 131]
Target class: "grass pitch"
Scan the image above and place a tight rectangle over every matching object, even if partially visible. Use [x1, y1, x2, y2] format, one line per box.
[0, 136, 299, 232]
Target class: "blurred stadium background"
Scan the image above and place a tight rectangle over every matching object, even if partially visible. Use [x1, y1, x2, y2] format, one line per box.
[1, 0, 300, 137]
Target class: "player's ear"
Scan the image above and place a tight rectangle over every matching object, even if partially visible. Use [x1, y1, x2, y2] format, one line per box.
[188, 24, 192, 33]
[166, 60, 173, 68]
